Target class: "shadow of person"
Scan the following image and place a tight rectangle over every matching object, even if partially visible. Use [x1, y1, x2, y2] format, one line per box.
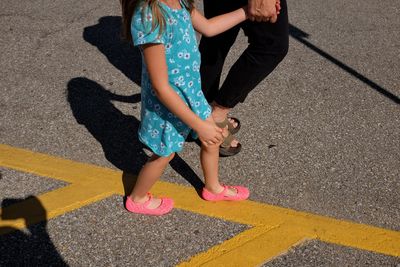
[67, 77, 146, 174]
[83, 16, 142, 86]
[67, 77, 205, 196]
[288, 24, 400, 105]
[0, 196, 68, 266]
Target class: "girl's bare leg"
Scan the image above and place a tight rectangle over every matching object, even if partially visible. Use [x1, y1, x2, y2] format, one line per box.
[129, 153, 175, 209]
[201, 141, 224, 193]
[200, 117, 238, 196]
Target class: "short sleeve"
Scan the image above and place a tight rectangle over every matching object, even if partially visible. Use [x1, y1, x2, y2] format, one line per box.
[131, 5, 165, 46]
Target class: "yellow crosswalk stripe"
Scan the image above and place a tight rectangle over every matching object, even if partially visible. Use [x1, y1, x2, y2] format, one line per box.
[178, 225, 307, 266]
[1, 144, 399, 265]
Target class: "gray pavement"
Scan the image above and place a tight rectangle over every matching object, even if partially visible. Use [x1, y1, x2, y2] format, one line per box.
[0, 167, 67, 207]
[1, 0, 399, 266]
[264, 240, 400, 267]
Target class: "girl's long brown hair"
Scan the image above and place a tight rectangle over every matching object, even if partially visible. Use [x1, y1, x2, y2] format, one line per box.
[121, 0, 194, 43]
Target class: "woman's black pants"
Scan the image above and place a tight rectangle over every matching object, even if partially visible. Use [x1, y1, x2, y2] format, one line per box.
[199, 0, 289, 108]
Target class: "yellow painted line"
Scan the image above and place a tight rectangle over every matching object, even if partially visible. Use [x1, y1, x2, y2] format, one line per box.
[0, 183, 115, 235]
[152, 181, 400, 257]
[178, 225, 307, 267]
[1, 143, 400, 264]
[302, 217, 400, 258]
[0, 144, 115, 184]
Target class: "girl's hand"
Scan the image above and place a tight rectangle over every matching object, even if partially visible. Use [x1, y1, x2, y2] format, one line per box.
[196, 118, 224, 146]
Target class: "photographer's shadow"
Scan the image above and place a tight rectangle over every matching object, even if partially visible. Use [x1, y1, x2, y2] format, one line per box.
[0, 195, 67, 266]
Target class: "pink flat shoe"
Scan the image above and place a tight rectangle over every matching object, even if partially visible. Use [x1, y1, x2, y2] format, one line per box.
[125, 193, 174, 216]
[202, 185, 249, 201]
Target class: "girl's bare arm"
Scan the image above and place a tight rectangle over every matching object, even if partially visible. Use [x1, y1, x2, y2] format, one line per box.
[142, 43, 223, 144]
[191, 7, 247, 37]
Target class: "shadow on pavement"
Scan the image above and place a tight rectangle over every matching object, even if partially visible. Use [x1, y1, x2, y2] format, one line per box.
[66, 78, 205, 195]
[83, 16, 142, 86]
[289, 24, 400, 105]
[0, 192, 68, 266]
[67, 77, 146, 174]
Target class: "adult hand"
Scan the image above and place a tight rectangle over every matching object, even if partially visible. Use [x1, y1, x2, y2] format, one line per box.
[248, 0, 278, 23]
[197, 118, 224, 146]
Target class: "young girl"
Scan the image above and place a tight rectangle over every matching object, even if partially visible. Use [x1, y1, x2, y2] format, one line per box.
[121, 0, 250, 215]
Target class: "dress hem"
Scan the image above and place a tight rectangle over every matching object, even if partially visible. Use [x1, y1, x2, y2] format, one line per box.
[138, 133, 184, 157]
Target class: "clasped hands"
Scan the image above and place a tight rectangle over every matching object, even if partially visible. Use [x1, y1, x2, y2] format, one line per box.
[248, 0, 281, 22]
[197, 118, 226, 146]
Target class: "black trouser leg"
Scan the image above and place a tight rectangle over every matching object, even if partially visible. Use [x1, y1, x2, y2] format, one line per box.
[199, 0, 241, 103]
[199, 27, 241, 103]
[200, 0, 289, 108]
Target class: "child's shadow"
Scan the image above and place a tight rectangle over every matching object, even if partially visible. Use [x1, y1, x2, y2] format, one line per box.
[67, 77, 145, 175]
[83, 16, 142, 85]
[67, 78, 204, 195]
[0, 195, 68, 266]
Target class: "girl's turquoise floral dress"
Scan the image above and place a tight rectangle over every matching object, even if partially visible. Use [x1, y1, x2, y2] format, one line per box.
[131, 2, 211, 156]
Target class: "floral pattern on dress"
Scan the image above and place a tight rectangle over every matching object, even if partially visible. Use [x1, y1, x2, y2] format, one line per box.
[131, 3, 211, 156]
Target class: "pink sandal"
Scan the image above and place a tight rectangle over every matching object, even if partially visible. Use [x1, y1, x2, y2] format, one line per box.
[125, 193, 174, 216]
[202, 185, 249, 201]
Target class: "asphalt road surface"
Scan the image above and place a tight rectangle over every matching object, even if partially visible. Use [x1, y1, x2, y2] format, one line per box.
[0, 0, 399, 266]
